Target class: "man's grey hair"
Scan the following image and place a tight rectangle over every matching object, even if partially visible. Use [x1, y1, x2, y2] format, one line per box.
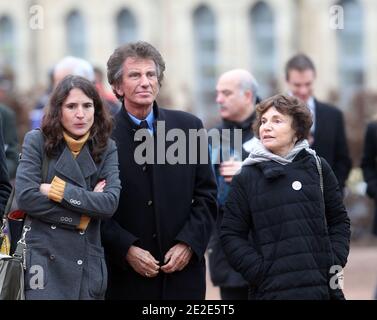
[107, 41, 166, 101]
[238, 71, 259, 105]
[54, 56, 95, 82]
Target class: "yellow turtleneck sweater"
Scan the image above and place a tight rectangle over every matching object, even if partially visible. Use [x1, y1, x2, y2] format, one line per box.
[48, 131, 91, 230]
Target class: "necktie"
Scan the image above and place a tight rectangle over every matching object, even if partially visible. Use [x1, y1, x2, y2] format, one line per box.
[138, 120, 149, 130]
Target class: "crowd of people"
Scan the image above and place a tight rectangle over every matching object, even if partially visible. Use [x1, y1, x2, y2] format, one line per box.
[0, 41, 375, 300]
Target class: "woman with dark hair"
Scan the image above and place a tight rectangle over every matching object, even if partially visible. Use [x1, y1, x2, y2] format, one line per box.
[15, 75, 121, 299]
[220, 94, 350, 300]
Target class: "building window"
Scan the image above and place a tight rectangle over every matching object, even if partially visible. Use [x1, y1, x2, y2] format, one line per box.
[66, 10, 86, 58]
[193, 5, 217, 121]
[117, 9, 138, 45]
[0, 16, 15, 68]
[249, 1, 277, 99]
[336, 0, 364, 98]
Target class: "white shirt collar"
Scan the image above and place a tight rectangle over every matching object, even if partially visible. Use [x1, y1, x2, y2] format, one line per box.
[306, 96, 315, 114]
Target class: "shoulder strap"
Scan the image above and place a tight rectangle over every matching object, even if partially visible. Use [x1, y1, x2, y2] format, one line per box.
[41, 152, 49, 182]
[4, 147, 49, 219]
[36, 128, 49, 182]
[314, 155, 328, 230]
[315, 155, 324, 195]
[12, 131, 49, 261]
[3, 185, 15, 219]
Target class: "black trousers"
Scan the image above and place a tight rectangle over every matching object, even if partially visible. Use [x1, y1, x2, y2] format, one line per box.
[220, 287, 248, 300]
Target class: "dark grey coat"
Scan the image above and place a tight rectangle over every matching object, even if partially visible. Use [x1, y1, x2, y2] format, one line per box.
[15, 129, 121, 300]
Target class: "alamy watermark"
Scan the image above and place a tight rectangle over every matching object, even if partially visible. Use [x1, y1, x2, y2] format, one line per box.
[329, 265, 344, 290]
[329, 5, 344, 30]
[133, 121, 243, 165]
[27, 263, 344, 291]
[29, 5, 344, 31]
[29, 264, 44, 290]
[29, 5, 44, 30]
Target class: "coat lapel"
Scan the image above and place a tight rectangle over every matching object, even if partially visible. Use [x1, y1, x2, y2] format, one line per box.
[76, 145, 97, 179]
[54, 145, 97, 188]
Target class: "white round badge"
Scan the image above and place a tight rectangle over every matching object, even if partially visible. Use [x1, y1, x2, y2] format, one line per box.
[292, 181, 302, 191]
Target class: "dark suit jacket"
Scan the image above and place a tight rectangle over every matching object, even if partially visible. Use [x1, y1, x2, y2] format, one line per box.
[361, 121, 377, 235]
[0, 121, 12, 217]
[0, 104, 19, 179]
[361, 121, 377, 198]
[102, 102, 217, 300]
[208, 114, 255, 288]
[311, 99, 352, 189]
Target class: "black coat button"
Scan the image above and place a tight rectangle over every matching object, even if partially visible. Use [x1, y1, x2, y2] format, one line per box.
[147, 200, 153, 206]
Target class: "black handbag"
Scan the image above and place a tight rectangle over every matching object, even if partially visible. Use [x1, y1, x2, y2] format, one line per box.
[0, 218, 31, 300]
[0, 256, 24, 299]
[0, 149, 49, 300]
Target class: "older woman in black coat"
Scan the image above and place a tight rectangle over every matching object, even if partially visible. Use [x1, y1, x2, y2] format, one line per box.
[221, 94, 350, 300]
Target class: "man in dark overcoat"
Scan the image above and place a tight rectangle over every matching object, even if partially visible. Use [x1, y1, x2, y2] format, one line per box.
[101, 41, 217, 300]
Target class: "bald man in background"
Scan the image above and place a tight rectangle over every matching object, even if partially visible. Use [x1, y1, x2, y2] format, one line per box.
[208, 69, 259, 300]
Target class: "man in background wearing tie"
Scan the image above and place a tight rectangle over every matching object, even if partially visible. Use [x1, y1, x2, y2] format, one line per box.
[285, 54, 352, 192]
